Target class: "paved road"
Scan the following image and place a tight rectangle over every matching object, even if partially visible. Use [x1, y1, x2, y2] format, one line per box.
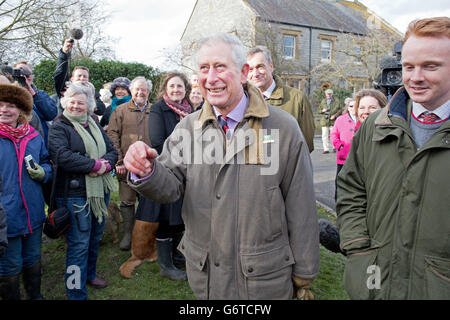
[310, 135, 338, 213]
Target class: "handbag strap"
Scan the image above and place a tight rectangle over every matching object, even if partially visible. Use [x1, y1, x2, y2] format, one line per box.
[49, 148, 69, 212]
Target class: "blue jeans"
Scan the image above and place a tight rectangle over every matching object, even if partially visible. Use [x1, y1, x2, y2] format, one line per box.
[56, 193, 109, 300]
[0, 226, 42, 277]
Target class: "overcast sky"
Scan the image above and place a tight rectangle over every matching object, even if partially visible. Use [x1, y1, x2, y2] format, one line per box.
[104, 0, 450, 69]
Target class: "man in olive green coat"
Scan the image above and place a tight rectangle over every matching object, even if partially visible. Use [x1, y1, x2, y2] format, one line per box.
[123, 33, 319, 300]
[318, 89, 342, 153]
[247, 46, 315, 152]
[336, 17, 450, 300]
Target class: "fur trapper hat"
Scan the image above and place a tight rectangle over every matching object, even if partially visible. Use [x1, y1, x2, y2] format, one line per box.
[110, 77, 131, 96]
[0, 83, 33, 116]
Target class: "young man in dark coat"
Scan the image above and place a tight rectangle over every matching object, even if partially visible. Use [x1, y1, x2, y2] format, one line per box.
[53, 39, 106, 116]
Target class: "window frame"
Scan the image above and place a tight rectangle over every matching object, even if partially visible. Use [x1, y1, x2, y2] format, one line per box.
[318, 34, 337, 63]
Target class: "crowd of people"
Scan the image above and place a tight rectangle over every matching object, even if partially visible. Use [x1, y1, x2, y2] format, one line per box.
[0, 16, 448, 300]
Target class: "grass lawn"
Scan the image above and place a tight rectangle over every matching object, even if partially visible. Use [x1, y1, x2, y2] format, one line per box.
[40, 202, 348, 300]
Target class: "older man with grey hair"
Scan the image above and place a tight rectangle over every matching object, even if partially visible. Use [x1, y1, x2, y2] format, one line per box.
[122, 33, 319, 300]
[107, 76, 153, 250]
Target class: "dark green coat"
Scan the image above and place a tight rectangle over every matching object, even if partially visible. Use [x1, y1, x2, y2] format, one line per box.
[336, 88, 450, 299]
[318, 96, 342, 127]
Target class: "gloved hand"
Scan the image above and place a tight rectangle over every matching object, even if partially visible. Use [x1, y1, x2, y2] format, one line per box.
[27, 163, 45, 181]
[292, 276, 314, 300]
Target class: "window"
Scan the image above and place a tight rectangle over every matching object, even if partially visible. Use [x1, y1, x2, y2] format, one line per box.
[283, 35, 295, 59]
[354, 45, 361, 63]
[321, 40, 332, 62]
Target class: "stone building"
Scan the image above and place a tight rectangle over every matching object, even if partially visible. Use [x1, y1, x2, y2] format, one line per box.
[180, 0, 402, 96]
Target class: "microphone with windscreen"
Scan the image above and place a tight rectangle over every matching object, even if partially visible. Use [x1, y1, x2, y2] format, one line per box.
[69, 28, 83, 43]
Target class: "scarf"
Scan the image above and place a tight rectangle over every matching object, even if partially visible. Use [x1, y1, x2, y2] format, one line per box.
[111, 95, 131, 114]
[0, 122, 30, 142]
[163, 94, 193, 120]
[63, 110, 117, 223]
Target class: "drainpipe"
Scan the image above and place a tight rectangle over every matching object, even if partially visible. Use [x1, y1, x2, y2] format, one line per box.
[308, 26, 313, 96]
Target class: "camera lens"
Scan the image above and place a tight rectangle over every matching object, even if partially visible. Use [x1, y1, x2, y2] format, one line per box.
[386, 70, 402, 86]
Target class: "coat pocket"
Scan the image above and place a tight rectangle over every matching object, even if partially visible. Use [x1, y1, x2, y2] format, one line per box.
[178, 236, 209, 300]
[344, 249, 379, 300]
[266, 186, 283, 241]
[424, 255, 450, 300]
[241, 245, 294, 299]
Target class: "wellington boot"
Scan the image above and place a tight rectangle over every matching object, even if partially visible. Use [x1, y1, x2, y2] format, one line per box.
[0, 274, 21, 300]
[22, 261, 44, 300]
[119, 204, 135, 251]
[157, 239, 187, 281]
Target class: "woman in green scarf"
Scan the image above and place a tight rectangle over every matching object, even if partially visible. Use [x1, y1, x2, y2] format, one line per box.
[48, 82, 118, 300]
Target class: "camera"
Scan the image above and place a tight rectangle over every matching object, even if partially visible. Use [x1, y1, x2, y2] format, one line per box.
[12, 67, 32, 88]
[24, 155, 38, 170]
[374, 41, 403, 100]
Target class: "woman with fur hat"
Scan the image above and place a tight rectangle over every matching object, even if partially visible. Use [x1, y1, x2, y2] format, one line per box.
[48, 82, 118, 300]
[0, 83, 52, 300]
[100, 77, 131, 129]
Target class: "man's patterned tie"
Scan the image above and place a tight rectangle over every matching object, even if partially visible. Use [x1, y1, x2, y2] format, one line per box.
[418, 111, 440, 124]
[218, 115, 229, 134]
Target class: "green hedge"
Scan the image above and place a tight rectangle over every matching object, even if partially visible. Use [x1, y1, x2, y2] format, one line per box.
[33, 59, 164, 102]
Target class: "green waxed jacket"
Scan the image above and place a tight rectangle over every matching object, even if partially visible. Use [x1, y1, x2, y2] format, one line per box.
[266, 76, 316, 152]
[129, 82, 319, 300]
[318, 96, 342, 127]
[336, 87, 450, 300]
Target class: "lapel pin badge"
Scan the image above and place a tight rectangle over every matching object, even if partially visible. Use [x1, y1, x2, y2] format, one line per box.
[263, 135, 275, 144]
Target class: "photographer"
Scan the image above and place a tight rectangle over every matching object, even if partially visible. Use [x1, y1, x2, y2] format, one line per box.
[336, 17, 450, 299]
[53, 39, 106, 116]
[13, 62, 57, 146]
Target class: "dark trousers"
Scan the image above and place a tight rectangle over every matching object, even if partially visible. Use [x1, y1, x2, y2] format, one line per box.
[155, 221, 184, 239]
[335, 164, 344, 202]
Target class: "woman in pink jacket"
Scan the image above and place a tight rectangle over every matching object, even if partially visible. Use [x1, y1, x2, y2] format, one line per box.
[331, 99, 357, 201]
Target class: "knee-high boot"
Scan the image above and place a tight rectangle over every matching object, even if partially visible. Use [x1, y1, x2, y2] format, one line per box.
[120, 204, 135, 251]
[156, 239, 187, 281]
[0, 274, 21, 300]
[22, 261, 44, 300]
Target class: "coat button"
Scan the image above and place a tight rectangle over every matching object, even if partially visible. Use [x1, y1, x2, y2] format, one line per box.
[216, 194, 221, 199]
[248, 267, 253, 273]
[215, 262, 220, 267]
[285, 255, 290, 261]
[200, 261, 203, 267]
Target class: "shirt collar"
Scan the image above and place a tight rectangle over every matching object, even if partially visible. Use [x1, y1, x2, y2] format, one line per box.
[212, 91, 248, 124]
[412, 100, 450, 120]
[132, 99, 148, 111]
[262, 78, 276, 99]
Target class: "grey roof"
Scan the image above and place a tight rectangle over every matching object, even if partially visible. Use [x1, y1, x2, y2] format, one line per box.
[245, 0, 369, 35]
